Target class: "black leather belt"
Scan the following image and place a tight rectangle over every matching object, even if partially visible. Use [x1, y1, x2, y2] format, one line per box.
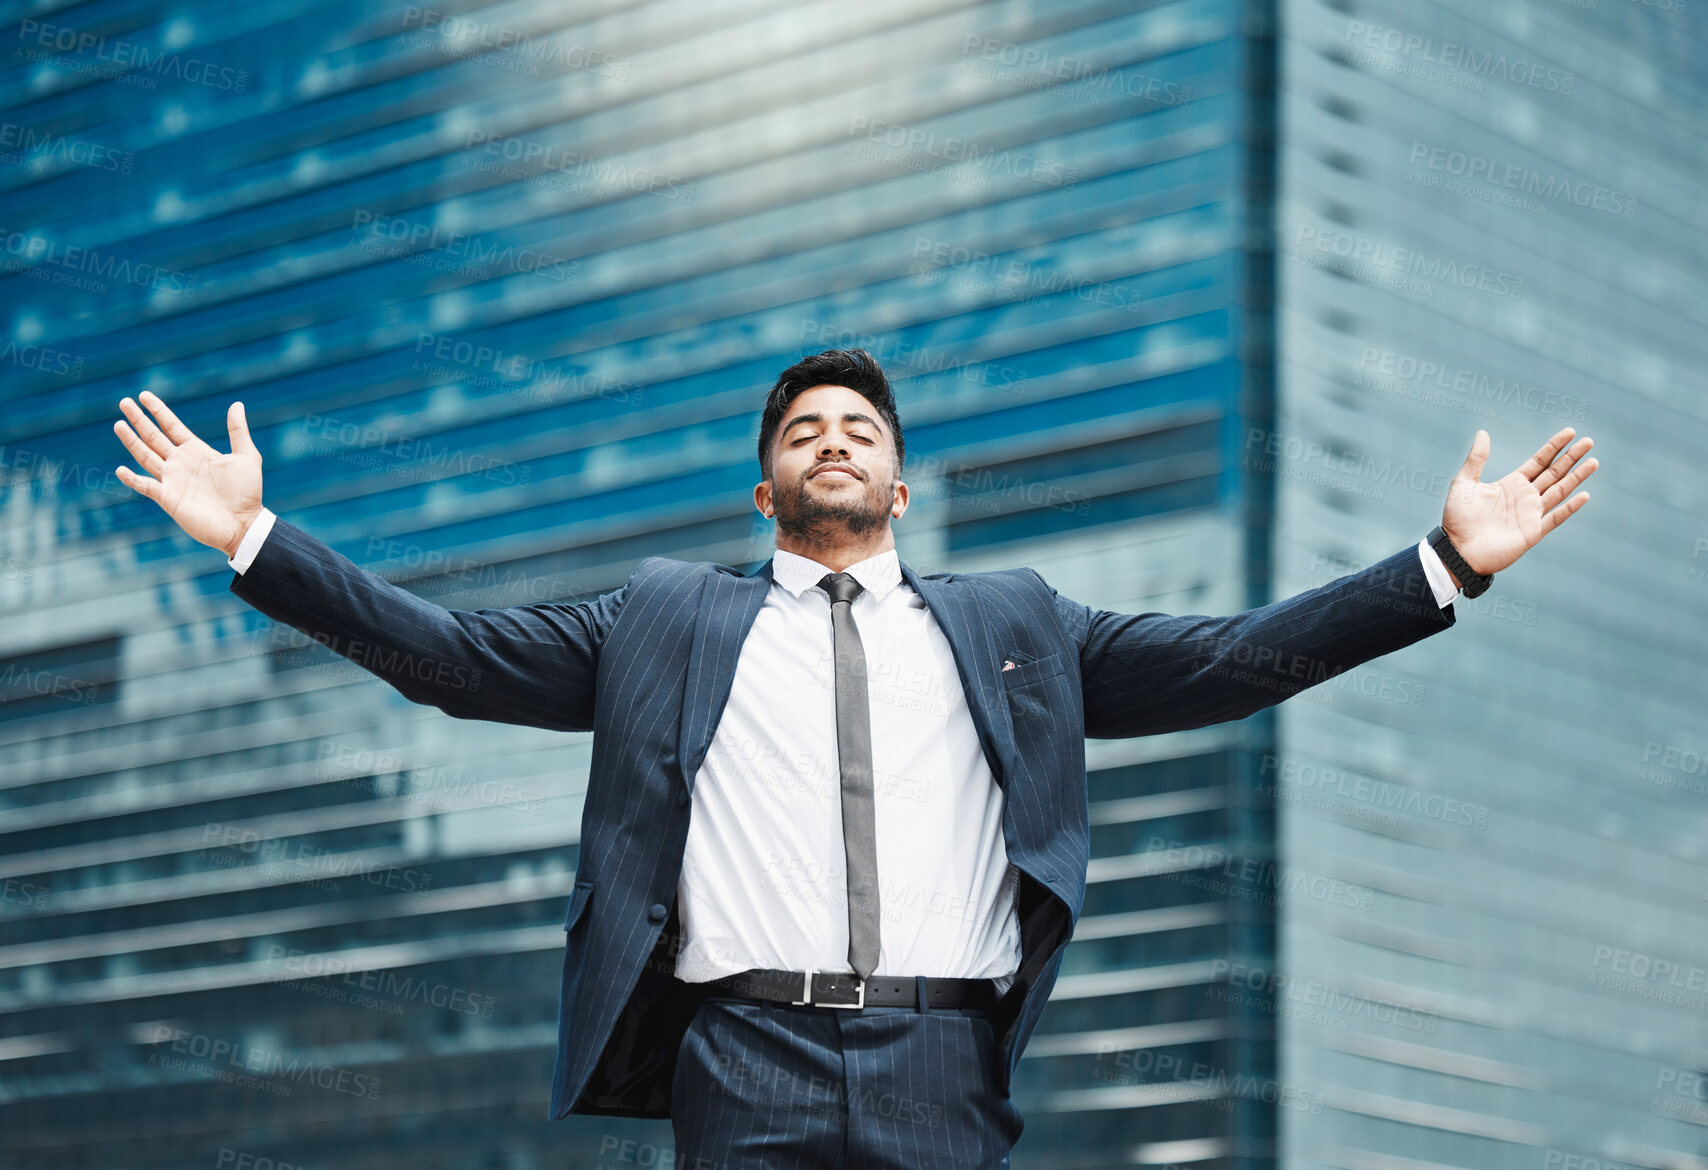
[692, 968, 1000, 1012]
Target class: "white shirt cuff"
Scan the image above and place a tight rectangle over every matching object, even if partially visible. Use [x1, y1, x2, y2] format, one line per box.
[1416, 538, 1458, 608]
[228, 507, 277, 574]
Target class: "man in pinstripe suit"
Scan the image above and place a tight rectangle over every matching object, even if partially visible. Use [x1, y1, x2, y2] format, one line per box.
[113, 349, 1595, 1167]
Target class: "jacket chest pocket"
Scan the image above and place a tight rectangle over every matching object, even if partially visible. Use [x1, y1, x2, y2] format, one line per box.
[1001, 650, 1067, 691]
[999, 650, 1074, 780]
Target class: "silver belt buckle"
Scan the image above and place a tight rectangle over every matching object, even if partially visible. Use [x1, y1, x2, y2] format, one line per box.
[791, 969, 865, 1009]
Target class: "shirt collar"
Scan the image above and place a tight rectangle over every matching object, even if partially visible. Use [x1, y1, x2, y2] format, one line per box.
[771, 546, 903, 601]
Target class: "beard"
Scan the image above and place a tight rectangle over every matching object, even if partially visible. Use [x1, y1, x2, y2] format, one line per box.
[773, 467, 893, 545]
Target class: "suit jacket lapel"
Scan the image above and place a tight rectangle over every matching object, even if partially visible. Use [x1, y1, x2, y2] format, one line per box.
[900, 563, 1016, 789]
[676, 558, 773, 799]
[675, 557, 1017, 799]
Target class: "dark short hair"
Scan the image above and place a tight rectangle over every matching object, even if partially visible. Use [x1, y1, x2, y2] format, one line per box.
[756, 348, 904, 480]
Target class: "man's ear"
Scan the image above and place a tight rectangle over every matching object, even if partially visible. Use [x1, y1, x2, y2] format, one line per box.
[754, 479, 774, 519]
[891, 480, 909, 520]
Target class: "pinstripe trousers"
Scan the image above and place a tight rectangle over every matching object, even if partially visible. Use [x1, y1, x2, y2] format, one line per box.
[670, 991, 1025, 1168]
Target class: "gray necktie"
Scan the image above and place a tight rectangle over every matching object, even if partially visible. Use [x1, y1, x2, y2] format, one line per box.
[818, 571, 880, 981]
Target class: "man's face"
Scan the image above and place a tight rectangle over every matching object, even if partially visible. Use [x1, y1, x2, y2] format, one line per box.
[756, 384, 907, 541]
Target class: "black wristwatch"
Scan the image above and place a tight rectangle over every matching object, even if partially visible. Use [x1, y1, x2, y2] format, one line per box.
[1427, 525, 1492, 599]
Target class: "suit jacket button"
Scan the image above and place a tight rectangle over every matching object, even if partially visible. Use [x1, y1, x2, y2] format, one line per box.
[648, 903, 668, 922]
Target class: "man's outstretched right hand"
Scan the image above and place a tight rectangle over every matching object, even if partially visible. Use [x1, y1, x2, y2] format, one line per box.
[113, 391, 264, 559]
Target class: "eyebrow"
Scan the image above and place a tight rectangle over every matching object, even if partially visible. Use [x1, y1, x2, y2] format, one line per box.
[779, 411, 883, 439]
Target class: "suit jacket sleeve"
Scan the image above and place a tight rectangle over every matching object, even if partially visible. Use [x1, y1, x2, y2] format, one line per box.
[231, 517, 631, 732]
[1041, 544, 1455, 739]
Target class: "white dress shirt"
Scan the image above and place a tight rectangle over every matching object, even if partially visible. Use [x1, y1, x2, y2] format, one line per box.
[228, 510, 1459, 995]
[670, 545, 1024, 989]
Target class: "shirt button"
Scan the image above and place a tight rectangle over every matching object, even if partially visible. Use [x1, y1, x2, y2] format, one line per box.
[648, 903, 668, 923]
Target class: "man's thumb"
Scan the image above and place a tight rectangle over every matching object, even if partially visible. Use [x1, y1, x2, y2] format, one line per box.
[228, 401, 259, 458]
[1456, 429, 1489, 483]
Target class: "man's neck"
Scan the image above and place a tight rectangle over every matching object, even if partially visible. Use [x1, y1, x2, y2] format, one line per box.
[774, 533, 896, 574]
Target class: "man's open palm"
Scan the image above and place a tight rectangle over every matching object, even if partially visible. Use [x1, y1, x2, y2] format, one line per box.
[113, 391, 263, 558]
[1443, 426, 1597, 576]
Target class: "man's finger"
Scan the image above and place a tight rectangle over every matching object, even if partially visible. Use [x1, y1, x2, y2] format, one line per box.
[1542, 491, 1590, 534]
[115, 465, 162, 503]
[113, 421, 165, 477]
[139, 389, 197, 446]
[228, 401, 259, 458]
[1541, 457, 1598, 511]
[1534, 437, 1592, 494]
[1516, 426, 1576, 482]
[120, 396, 175, 459]
[1455, 429, 1490, 483]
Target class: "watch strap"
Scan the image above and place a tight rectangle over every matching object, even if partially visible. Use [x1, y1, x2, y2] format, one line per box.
[1426, 525, 1492, 599]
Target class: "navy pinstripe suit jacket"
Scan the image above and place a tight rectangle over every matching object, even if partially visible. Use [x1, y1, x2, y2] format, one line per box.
[230, 519, 1455, 1120]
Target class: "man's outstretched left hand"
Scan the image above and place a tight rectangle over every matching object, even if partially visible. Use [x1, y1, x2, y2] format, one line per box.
[1441, 426, 1598, 582]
